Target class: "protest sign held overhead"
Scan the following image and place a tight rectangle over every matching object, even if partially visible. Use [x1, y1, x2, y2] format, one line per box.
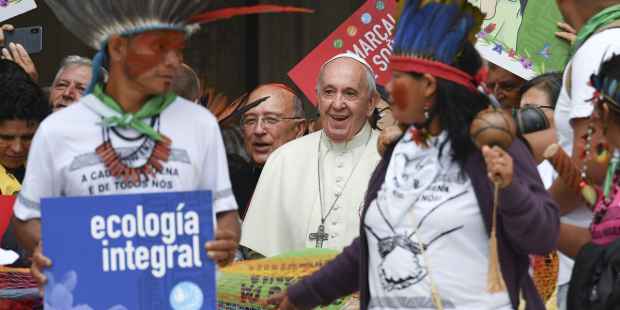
[469, 0, 571, 79]
[41, 191, 216, 310]
[289, 0, 397, 106]
[0, 0, 36, 23]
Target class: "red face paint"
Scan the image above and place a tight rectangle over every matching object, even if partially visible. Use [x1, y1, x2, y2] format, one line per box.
[391, 79, 410, 111]
[0, 142, 9, 149]
[125, 30, 186, 79]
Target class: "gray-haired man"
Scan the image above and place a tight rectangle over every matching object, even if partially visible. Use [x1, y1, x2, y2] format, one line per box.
[240, 53, 381, 259]
[49, 55, 108, 111]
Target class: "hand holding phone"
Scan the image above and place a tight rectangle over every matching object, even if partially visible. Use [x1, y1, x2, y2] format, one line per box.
[1, 24, 40, 84]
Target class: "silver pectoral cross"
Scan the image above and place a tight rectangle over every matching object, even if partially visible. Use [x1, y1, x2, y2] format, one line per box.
[309, 224, 329, 248]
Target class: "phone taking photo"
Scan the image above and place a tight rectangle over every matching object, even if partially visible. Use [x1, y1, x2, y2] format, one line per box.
[1, 26, 43, 56]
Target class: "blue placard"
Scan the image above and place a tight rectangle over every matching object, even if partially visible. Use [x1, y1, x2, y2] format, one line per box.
[40, 191, 215, 310]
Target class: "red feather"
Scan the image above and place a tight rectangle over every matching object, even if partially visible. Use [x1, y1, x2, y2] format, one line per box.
[188, 5, 313, 23]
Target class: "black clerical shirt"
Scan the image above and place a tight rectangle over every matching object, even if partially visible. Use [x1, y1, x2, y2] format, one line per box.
[230, 166, 262, 220]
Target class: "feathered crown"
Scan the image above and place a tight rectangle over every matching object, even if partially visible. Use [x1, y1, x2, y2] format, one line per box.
[388, 0, 484, 92]
[43, 0, 312, 94]
[590, 57, 620, 112]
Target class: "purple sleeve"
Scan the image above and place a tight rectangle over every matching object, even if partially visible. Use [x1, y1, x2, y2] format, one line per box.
[497, 141, 560, 256]
[287, 238, 361, 310]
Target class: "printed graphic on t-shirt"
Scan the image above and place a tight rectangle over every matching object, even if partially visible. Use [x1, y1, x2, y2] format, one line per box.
[366, 134, 511, 309]
[365, 188, 465, 293]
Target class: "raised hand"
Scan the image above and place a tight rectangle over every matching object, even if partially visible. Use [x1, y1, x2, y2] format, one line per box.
[482, 145, 514, 189]
[30, 241, 52, 296]
[0, 24, 39, 83]
[555, 22, 577, 45]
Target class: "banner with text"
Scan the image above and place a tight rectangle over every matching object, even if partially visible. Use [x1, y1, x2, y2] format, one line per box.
[41, 191, 215, 310]
[217, 248, 358, 310]
[288, 0, 397, 106]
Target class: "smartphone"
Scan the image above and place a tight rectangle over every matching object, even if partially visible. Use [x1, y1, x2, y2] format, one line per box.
[1, 26, 43, 55]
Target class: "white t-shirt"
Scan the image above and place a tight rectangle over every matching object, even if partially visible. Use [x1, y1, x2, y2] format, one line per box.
[553, 28, 620, 286]
[365, 133, 511, 310]
[13, 95, 237, 221]
[537, 160, 557, 191]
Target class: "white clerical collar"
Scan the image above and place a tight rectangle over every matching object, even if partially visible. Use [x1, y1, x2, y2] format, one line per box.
[322, 122, 372, 152]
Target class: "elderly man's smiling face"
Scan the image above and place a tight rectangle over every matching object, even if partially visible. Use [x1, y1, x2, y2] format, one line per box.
[317, 58, 379, 144]
[242, 86, 307, 168]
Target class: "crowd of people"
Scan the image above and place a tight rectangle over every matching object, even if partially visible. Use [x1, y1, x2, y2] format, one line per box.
[1, 0, 620, 309]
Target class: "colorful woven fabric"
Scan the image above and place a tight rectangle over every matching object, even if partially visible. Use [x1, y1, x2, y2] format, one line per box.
[531, 251, 559, 305]
[217, 249, 358, 310]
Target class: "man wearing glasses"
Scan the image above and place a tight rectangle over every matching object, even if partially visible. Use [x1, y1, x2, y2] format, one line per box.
[231, 84, 307, 220]
[240, 54, 381, 259]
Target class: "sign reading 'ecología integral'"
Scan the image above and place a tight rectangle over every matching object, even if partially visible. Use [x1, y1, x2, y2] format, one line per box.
[41, 191, 216, 310]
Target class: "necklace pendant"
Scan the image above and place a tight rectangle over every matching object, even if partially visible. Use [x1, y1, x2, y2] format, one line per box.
[97, 131, 172, 183]
[309, 224, 329, 248]
[123, 167, 131, 184]
[95, 141, 112, 154]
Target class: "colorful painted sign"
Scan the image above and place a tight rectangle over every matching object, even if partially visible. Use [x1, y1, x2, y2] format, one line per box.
[289, 0, 398, 106]
[41, 191, 216, 310]
[0, 0, 36, 23]
[469, 0, 571, 79]
[217, 248, 359, 310]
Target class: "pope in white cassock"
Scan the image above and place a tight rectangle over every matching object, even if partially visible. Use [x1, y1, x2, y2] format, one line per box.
[240, 53, 382, 258]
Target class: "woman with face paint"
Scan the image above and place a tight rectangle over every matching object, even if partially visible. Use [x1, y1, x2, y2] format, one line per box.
[583, 55, 620, 248]
[265, 0, 558, 309]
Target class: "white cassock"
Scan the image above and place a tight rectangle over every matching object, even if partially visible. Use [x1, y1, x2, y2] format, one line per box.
[240, 122, 381, 258]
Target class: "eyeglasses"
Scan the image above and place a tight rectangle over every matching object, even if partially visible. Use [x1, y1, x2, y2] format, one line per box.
[240, 116, 302, 129]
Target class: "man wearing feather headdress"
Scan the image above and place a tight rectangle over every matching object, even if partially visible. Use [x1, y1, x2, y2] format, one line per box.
[240, 53, 382, 259]
[9, 0, 311, 293]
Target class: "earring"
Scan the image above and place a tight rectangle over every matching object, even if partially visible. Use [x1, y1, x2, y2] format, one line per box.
[580, 115, 598, 206]
[595, 127, 610, 163]
[424, 102, 430, 119]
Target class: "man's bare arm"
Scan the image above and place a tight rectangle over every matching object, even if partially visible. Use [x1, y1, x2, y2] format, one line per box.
[12, 215, 40, 255]
[549, 177, 582, 216]
[556, 223, 591, 260]
[522, 128, 557, 165]
[12, 215, 51, 295]
[206, 210, 241, 267]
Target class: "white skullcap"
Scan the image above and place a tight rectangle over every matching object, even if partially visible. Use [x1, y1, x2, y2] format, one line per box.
[321, 52, 375, 76]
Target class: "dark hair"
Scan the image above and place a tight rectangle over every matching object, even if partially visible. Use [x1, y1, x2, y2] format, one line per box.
[516, 73, 563, 108]
[0, 60, 51, 124]
[519, 0, 528, 16]
[597, 54, 620, 123]
[172, 65, 201, 102]
[313, 108, 320, 121]
[414, 42, 490, 173]
[0, 59, 33, 82]
[376, 84, 389, 102]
